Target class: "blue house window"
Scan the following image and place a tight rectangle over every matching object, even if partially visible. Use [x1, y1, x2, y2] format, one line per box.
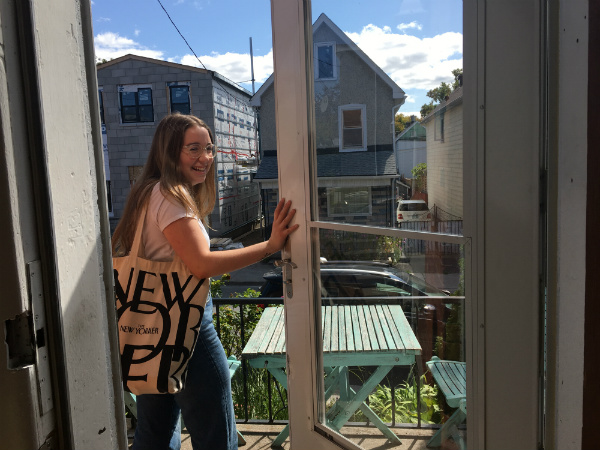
[315, 42, 336, 80]
[119, 86, 154, 123]
[170, 85, 190, 115]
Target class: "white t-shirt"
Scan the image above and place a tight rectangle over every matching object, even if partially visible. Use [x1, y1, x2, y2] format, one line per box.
[142, 183, 210, 261]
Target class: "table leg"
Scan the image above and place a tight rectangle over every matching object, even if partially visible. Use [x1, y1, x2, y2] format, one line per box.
[356, 392, 402, 444]
[266, 368, 290, 448]
[327, 365, 394, 432]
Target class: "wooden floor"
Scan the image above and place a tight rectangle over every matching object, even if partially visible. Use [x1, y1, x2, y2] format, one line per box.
[175, 424, 462, 450]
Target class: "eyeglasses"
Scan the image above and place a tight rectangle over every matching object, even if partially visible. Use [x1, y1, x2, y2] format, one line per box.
[181, 143, 217, 159]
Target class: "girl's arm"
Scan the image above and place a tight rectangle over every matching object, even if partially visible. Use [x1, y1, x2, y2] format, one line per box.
[162, 198, 299, 279]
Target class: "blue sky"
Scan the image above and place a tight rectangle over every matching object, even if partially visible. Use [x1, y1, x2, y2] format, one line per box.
[91, 0, 462, 116]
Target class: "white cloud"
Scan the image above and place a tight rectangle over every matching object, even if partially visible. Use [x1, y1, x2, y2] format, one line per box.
[397, 21, 422, 32]
[179, 50, 274, 85]
[94, 32, 164, 62]
[346, 25, 462, 91]
[134, 29, 141, 37]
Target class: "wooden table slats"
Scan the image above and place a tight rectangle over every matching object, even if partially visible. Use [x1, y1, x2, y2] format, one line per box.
[243, 305, 421, 368]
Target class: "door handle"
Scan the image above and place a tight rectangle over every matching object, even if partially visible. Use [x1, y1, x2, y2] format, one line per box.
[274, 259, 297, 298]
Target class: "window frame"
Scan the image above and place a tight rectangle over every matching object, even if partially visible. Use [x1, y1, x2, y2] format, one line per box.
[338, 104, 367, 152]
[118, 84, 154, 124]
[168, 83, 191, 115]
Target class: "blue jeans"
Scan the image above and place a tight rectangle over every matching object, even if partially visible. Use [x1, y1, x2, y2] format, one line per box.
[132, 296, 238, 450]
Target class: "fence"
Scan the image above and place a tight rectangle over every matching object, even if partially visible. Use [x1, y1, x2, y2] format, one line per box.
[399, 205, 463, 257]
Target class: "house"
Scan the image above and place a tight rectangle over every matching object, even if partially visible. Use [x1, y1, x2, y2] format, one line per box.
[421, 86, 463, 220]
[251, 13, 406, 230]
[96, 55, 261, 236]
[394, 118, 427, 181]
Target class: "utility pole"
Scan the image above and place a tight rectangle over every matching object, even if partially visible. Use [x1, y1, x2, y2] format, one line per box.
[249, 37, 256, 95]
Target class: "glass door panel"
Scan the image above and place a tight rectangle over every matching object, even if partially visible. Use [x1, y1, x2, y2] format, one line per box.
[305, 1, 466, 447]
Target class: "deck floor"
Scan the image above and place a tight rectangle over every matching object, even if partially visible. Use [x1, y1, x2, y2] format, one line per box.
[175, 424, 462, 450]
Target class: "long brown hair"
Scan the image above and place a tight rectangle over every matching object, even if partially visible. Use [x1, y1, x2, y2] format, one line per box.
[112, 113, 217, 255]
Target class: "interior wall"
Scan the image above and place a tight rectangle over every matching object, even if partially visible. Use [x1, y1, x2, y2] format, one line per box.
[552, 1, 588, 449]
[0, 0, 126, 448]
[583, 2, 598, 448]
[482, 1, 542, 448]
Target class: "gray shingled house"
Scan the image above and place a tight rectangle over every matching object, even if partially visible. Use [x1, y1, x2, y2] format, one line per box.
[251, 14, 406, 231]
[96, 54, 260, 236]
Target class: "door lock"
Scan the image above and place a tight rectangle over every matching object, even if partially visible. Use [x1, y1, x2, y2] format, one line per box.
[274, 259, 297, 298]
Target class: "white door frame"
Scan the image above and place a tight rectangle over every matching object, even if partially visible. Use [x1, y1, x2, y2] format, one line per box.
[271, 0, 544, 449]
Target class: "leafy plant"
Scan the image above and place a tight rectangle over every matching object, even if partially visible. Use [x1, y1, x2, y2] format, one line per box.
[376, 236, 404, 264]
[411, 163, 427, 193]
[351, 373, 442, 425]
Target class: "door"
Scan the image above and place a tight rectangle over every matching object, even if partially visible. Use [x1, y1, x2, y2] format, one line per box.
[270, 1, 471, 448]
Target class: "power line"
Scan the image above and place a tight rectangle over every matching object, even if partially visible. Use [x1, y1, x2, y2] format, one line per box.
[155, 0, 252, 104]
[156, 0, 206, 70]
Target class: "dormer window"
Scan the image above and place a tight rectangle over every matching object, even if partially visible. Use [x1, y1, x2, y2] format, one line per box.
[315, 42, 337, 80]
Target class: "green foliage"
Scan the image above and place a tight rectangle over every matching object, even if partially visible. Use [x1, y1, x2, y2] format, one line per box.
[451, 68, 463, 90]
[232, 367, 288, 421]
[411, 163, 427, 193]
[420, 68, 463, 118]
[210, 273, 231, 298]
[394, 113, 414, 134]
[426, 81, 453, 104]
[216, 290, 264, 358]
[411, 162, 427, 179]
[210, 278, 289, 421]
[376, 236, 404, 264]
[351, 373, 443, 424]
[420, 101, 436, 119]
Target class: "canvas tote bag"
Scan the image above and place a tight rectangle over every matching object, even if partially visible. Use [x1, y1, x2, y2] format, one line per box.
[113, 205, 209, 395]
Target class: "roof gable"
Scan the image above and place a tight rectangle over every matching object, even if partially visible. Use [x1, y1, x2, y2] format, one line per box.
[251, 13, 406, 106]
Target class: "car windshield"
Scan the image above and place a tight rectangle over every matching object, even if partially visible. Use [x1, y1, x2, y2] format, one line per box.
[399, 202, 429, 212]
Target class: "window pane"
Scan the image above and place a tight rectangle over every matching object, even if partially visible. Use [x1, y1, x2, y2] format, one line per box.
[138, 105, 154, 122]
[343, 109, 362, 128]
[328, 187, 371, 216]
[343, 128, 363, 147]
[172, 103, 190, 115]
[121, 106, 137, 122]
[120, 91, 136, 106]
[170, 86, 189, 104]
[318, 45, 334, 78]
[138, 88, 152, 105]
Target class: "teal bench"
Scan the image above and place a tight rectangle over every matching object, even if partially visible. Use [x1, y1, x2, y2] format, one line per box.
[125, 355, 246, 446]
[426, 356, 466, 450]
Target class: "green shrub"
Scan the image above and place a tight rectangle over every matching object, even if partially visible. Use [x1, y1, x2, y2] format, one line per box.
[351, 373, 443, 425]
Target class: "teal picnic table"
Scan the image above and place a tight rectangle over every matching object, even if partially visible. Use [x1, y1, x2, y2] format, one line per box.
[242, 304, 422, 447]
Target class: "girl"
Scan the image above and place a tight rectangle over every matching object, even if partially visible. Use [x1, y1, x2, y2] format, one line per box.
[112, 113, 298, 450]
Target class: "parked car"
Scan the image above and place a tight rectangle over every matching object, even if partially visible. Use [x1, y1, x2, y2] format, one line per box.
[397, 199, 432, 222]
[259, 260, 448, 301]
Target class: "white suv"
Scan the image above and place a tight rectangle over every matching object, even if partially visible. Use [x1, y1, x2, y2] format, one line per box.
[397, 199, 431, 222]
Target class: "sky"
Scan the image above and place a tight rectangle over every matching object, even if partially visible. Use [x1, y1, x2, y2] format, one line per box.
[90, 0, 462, 117]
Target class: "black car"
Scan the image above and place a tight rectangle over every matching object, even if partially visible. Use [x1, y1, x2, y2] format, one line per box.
[259, 260, 448, 300]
